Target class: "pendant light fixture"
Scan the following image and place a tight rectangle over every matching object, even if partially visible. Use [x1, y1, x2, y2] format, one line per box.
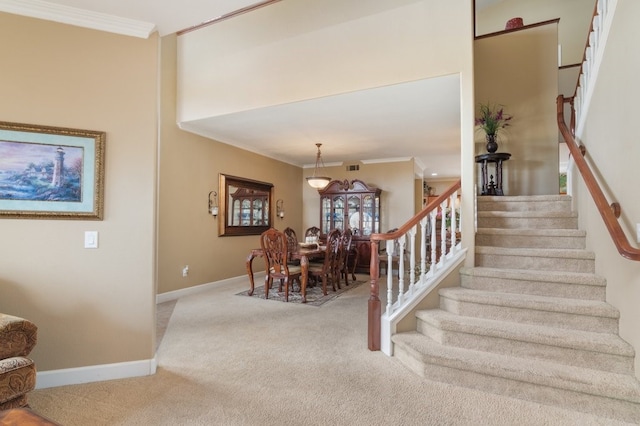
[306, 143, 332, 189]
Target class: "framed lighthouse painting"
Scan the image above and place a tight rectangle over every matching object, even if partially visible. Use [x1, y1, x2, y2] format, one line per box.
[0, 121, 105, 220]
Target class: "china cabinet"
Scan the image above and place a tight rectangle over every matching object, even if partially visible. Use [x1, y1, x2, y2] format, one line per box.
[318, 179, 381, 272]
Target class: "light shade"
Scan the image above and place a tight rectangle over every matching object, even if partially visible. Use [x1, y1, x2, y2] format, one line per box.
[306, 176, 332, 189]
[307, 143, 331, 189]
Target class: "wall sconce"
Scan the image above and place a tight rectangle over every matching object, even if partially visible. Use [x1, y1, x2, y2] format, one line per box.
[276, 199, 284, 219]
[208, 191, 219, 218]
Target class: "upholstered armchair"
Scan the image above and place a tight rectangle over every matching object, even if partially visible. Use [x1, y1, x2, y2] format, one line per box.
[0, 313, 37, 410]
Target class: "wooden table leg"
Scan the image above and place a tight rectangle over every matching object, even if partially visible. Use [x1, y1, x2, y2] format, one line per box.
[246, 252, 257, 296]
[300, 255, 308, 303]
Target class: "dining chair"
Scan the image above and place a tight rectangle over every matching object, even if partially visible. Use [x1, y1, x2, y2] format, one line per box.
[337, 228, 355, 287]
[260, 228, 302, 302]
[304, 226, 323, 266]
[307, 228, 341, 295]
[304, 226, 321, 241]
[283, 227, 299, 265]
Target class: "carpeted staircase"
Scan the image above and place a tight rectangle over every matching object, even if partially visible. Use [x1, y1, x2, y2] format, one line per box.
[392, 195, 640, 423]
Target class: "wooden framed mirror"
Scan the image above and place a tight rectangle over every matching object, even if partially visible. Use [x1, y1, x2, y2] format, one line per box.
[219, 174, 273, 236]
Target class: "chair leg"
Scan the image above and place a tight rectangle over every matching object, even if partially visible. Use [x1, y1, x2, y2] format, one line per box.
[342, 267, 350, 287]
[264, 276, 270, 299]
[283, 278, 289, 302]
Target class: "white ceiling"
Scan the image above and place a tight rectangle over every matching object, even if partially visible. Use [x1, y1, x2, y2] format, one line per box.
[181, 75, 462, 174]
[0, 0, 471, 178]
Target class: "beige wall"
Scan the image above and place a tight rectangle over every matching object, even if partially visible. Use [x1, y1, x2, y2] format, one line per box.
[475, 24, 559, 195]
[0, 14, 158, 371]
[476, 0, 595, 66]
[425, 179, 460, 197]
[178, 0, 473, 123]
[575, 0, 640, 378]
[158, 35, 303, 293]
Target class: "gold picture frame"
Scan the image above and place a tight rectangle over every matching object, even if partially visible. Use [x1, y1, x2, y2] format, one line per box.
[0, 121, 105, 220]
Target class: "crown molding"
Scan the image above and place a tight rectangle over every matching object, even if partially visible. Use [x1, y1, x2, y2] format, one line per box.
[361, 157, 413, 165]
[0, 0, 156, 38]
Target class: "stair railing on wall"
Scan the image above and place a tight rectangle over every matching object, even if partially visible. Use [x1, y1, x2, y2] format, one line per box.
[559, 0, 639, 261]
[368, 180, 467, 354]
[557, 95, 640, 261]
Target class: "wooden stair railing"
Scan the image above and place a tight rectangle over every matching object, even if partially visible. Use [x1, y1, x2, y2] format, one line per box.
[367, 180, 462, 351]
[557, 95, 640, 261]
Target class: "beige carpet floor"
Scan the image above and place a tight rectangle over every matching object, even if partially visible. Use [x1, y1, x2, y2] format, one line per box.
[28, 276, 632, 425]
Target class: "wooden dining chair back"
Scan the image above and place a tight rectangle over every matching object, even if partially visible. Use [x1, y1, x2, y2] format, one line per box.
[338, 228, 355, 286]
[283, 227, 299, 264]
[260, 228, 302, 302]
[308, 229, 341, 295]
[304, 226, 321, 240]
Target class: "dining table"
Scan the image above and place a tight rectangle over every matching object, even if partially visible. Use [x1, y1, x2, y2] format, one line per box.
[246, 244, 325, 303]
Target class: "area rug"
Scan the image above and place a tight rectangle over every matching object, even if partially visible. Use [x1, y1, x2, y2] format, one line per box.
[236, 278, 366, 306]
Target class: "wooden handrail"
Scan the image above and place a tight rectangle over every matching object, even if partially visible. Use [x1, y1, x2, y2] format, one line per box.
[557, 95, 640, 261]
[370, 180, 461, 243]
[367, 180, 461, 350]
[474, 18, 560, 41]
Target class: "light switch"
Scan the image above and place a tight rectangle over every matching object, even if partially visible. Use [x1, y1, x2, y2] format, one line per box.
[84, 231, 98, 249]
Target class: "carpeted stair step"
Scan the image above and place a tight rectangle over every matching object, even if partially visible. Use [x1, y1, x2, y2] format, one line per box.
[477, 210, 578, 229]
[459, 267, 606, 301]
[476, 228, 586, 249]
[415, 309, 635, 374]
[475, 246, 595, 273]
[392, 332, 640, 423]
[438, 287, 619, 333]
[476, 194, 573, 213]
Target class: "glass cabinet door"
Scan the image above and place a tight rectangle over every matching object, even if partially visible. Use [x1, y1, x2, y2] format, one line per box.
[362, 195, 374, 236]
[240, 199, 251, 225]
[333, 196, 344, 231]
[347, 195, 360, 236]
[321, 196, 331, 234]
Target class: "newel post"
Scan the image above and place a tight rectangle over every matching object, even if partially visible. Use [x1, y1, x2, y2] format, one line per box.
[368, 239, 381, 351]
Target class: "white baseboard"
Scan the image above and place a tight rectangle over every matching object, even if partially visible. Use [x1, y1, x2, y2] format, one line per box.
[156, 273, 265, 304]
[36, 357, 157, 389]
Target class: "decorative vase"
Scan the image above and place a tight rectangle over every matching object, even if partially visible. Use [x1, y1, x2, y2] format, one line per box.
[486, 134, 498, 153]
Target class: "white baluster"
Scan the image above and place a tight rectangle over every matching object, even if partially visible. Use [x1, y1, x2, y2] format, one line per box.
[408, 226, 417, 295]
[385, 239, 394, 315]
[439, 201, 447, 265]
[397, 234, 406, 306]
[419, 217, 428, 284]
[449, 191, 458, 255]
[429, 210, 437, 272]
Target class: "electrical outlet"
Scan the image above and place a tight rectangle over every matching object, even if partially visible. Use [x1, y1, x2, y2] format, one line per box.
[182, 265, 189, 277]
